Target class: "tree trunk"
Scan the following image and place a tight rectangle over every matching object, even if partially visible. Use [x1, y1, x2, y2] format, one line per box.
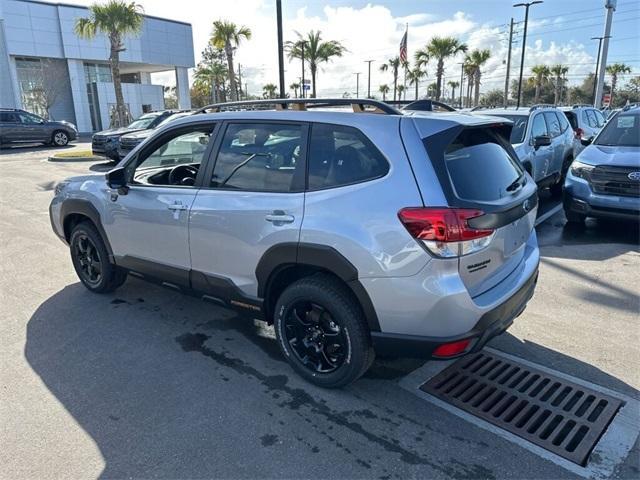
[225, 41, 237, 102]
[610, 74, 617, 105]
[466, 79, 472, 108]
[554, 76, 560, 104]
[474, 70, 481, 107]
[415, 82, 419, 100]
[534, 80, 540, 104]
[311, 64, 317, 98]
[393, 69, 398, 102]
[436, 59, 444, 101]
[452, 86, 456, 105]
[109, 34, 127, 127]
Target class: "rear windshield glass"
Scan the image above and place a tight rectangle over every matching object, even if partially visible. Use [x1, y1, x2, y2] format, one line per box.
[439, 128, 524, 202]
[485, 114, 528, 144]
[595, 112, 640, 147]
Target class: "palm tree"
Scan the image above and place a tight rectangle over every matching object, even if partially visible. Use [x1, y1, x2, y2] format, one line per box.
[285, 30, 346, 98]
[463, 62, 476, 107]
[606, 63, 632, 105]
[447, 80, 459, 106]
[194, 62, 228, 103]
[74, 1, 143, 127]
[529, 65, 551, 104]
[407, 67, 427, 100]
[427, 82, 437, 98]
[415, 36, 467, 101]
[466, 49, 491, 107]
[211, 20, 252, 102]
[380, 57, 402, 102]
[397, 84, 406, 101]
[379, 84, 390, 101]
[550, 64, 569, 105]
[289, 82, 300, 98]
[262, 83, 278, 99]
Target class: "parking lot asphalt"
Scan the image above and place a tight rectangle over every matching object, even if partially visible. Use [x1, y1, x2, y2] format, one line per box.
[1, 143, 638, 479]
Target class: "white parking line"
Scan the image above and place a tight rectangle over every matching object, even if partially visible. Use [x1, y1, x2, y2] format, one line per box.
[535, 204, 563, 226]
[399, 348, 640, 479]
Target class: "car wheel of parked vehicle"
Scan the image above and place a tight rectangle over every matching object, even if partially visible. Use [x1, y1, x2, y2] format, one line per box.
[274, 274, 375, 388]
[52, 131, 69, 147]
[564, 210, 586, 224]
[70, 222, 127, 293]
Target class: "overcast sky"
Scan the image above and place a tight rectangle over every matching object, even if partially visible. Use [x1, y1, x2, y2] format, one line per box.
[52, 0, 639, 98]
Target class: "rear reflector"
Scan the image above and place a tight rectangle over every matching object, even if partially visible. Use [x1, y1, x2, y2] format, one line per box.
[398, 207, 495, 258]
[432, 339, 471, 358]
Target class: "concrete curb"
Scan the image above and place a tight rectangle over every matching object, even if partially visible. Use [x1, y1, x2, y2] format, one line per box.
[47, 155, 103, 163]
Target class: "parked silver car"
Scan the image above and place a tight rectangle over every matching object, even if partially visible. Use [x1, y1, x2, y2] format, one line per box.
[0, 108, 77, 146]
[560, 105, 607, 156]
[49, 99, 540, 388]
[475, 105, 576, 194]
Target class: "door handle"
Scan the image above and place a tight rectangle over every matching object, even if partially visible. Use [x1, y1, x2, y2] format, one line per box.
[265, 210, 295, 224]
[167, 202, 188, 211]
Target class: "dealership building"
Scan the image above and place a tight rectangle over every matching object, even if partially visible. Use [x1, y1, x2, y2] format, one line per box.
[0, 0, 194, 132]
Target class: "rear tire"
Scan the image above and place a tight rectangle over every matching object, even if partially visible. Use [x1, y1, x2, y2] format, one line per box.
[70, 221, 127, 293]
[274, 274, 374, 388]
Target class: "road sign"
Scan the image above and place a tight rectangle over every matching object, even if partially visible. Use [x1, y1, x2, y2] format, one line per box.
[603, 93, 611, 106]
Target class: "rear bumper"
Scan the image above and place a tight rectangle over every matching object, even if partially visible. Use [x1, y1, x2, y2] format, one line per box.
[371, 266, 539, 358]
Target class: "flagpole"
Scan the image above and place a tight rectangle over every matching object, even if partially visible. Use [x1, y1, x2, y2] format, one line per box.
[404, 22, 408, 101]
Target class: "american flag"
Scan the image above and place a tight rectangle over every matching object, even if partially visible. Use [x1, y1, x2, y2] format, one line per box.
[399, 29, 407, 63]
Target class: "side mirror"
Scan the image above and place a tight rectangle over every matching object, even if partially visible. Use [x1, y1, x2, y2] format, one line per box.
[580, 136, 593, 147]
[106, 166, 128, 192]
[533, 135, 551, 149]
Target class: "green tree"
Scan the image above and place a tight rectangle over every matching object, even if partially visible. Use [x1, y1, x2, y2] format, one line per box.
[415, 36, 467, 101]
[397, 84, 406, 100]
[463, 62, 476, 107]
[480, 89, 504, 107]
[379, 84, 390, 101]
[211, 20, 251, 102]
[605, 63, 632, 105]
[289, 82, 300, 98]
[74, 1, 143, 127]
[528, 65, 551, 104]
[550, 64, 569, 104]
[262, 83, 278, 99]
[285, 30, 346, 98]
[447, 80, 459, 106]
[466, 49, 491, 107]
[407, 67, 427, 100]
[380, 57, 401, 102]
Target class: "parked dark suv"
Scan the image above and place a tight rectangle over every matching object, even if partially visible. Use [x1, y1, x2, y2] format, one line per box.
[0, 108, 77, 147]
[91, 110, 180, 161]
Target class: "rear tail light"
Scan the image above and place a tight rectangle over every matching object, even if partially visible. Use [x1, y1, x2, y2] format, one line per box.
[574, 127, 584, 140]
[432, 339, 472, 357]
[398, 207, 495, 258]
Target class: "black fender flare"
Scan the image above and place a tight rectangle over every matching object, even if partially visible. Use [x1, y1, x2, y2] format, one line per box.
[256, 243, 381, 332]
[60, 199, 114, 259]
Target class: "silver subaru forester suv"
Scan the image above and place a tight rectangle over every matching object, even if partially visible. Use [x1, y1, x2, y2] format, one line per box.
[49, 99, 540, 388]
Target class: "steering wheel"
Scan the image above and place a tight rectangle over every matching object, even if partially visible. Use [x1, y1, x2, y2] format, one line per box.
[168, 164, 198, 186]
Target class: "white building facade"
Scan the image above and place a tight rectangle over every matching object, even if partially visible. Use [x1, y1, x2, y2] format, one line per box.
[0, 0, 194, 132]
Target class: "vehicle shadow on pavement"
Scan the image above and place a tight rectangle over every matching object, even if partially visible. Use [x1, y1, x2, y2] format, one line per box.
[24, 279, 639, 478]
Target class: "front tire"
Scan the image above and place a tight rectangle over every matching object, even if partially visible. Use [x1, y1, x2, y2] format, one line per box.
[52, 130, 69, 147]
[70, 222, 127, 293]
[274, 274, 374, 388]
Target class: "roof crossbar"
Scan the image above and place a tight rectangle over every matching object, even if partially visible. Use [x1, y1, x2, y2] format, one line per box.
[195, 98, 402, 115]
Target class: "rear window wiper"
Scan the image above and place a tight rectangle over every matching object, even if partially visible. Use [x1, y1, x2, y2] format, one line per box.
[505, 173, 526, 193]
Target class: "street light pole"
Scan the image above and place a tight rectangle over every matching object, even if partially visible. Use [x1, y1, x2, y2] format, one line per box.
[514, 1, 543, 109]
[364, 60, 374, 98]
[594, 0, 617, 108]
[300, 41, 306, 99]
[354, 72, 361, 98]
[276, 0, 285, 98]
[458, 62, 465, 108]
[591, 35, 611, 105]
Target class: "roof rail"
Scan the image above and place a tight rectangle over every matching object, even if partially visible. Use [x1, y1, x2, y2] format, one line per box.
[622, 103, 640, 111]
[572, 104, 593, 108]
[195, 98, 401, 115]
[529, 104, 556, 112]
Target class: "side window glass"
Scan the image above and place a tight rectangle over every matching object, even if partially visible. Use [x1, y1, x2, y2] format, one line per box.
[531, 114, 548, 139]
[593, 109, 606, 128]
[555, 112, 569, 132]
[585, 110, 598, 128]
[19, 113, 41, 124]
[0, 112, 18, 123]
[308, 124, 389, 190]
[543, 112, 561, 137]
[211, 123, 302, 192]
[130, 126, 214, 186]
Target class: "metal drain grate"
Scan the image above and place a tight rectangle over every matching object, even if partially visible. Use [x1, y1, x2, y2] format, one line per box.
[420, 352, 623, 466]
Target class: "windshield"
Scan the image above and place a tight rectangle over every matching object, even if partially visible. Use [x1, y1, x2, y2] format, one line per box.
[127, 114, 160, 130]
[595, 112, 640, 147]
[485, 114, 528, 144]
[157, 112, 190, 127]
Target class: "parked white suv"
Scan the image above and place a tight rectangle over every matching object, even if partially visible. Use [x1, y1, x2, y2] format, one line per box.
[50, 99, 540, 388]
[560, 105, 607, 156]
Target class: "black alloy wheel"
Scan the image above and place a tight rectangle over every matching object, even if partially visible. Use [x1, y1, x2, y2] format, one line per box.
[73, 233, 102, 286]
[283, 301, 349, 374]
